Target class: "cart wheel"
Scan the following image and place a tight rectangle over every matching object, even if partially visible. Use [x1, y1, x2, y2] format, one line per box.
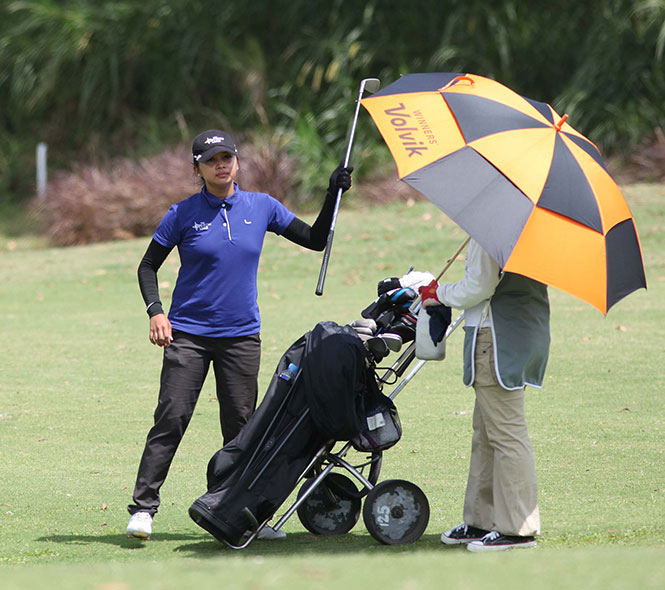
[297, 473, 361, 535]
[362, 479, 429, 545]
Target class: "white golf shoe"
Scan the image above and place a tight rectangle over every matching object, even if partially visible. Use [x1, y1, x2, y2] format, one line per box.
[127, 511, 153, 539]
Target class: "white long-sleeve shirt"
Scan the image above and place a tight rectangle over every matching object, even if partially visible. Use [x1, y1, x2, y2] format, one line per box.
[436, 239, 501, 328]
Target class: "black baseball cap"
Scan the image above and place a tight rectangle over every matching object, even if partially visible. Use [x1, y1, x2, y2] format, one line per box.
[192, 130, 238, 163]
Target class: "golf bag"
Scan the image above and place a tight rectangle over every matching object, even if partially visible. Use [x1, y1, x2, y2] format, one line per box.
[189, 272, 435, 547]
[189, 321, 384, 547]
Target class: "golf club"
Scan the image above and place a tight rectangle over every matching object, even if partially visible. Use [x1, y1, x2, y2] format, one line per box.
[315, 77, 381, 296]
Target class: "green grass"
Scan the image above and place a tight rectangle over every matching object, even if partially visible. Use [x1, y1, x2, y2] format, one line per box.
[1, 185, 664, 589]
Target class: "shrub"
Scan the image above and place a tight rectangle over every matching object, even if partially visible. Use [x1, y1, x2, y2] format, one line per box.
[35, 136, 302, 246]
[35, 146, 192, 246]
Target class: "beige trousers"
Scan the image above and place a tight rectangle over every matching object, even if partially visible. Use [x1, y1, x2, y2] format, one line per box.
[462, 328, 540, 536]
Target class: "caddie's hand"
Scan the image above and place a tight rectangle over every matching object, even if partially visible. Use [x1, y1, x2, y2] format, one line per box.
[149, 313, 173, 347]
[327, 162, 354, 196]
[419, 280, 442, 308]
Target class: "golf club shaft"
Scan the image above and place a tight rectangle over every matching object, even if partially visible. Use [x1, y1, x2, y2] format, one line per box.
[315, 81, 370, 296]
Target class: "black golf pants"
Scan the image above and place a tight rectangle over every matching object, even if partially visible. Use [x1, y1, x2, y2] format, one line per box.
[128, 330, 260, 516]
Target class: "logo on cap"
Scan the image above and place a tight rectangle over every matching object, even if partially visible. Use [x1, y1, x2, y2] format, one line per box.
[204, 136, 226, 145]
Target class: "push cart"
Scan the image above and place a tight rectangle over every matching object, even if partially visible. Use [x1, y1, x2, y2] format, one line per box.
[189, 279, 463, 548]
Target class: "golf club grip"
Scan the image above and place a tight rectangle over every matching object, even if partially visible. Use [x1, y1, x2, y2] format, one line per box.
[315, 229, 335, 296]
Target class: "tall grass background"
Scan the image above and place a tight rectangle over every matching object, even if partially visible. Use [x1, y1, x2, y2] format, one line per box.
[2, 0, 665, 208]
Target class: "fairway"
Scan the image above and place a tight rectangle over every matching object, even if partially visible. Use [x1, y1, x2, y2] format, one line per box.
[1, 187, 664, 589]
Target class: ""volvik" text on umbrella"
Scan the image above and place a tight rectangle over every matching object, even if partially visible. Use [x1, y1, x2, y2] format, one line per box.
[384, 104, 431, 157]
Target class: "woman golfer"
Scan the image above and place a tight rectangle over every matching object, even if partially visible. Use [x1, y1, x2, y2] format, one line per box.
[127, 129, 352, 540]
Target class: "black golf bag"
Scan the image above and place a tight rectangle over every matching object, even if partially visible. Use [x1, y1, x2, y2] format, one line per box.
[189, 277, 438, 547]
[188, 321, 385, 547]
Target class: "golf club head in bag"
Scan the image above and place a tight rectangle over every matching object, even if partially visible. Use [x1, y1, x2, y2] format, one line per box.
[365, 333, 402, 363]
[361, 286, 417, 343]
[362, 286, 417, 319]
[362, 270, 436, 344]
[349, 318, 403, 361]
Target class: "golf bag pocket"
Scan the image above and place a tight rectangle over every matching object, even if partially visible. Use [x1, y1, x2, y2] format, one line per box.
[351, 396, 402, 452]
[415, 306, 447, 360]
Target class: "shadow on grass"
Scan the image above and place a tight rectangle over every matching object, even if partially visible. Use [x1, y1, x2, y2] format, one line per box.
[36, 528, 456, 559]
[173, 532, 448, 558]
[36, 533, 204, 550]
[35, 532, 451, 556]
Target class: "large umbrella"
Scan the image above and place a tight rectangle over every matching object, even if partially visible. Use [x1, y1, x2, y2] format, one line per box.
[361, 72, 646, 314]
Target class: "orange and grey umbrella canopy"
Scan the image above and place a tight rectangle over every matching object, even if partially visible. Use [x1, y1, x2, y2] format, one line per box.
[362, 72, 646, 314]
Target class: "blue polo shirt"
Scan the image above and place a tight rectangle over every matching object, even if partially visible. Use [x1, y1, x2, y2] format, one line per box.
[153, 185, 295, 337]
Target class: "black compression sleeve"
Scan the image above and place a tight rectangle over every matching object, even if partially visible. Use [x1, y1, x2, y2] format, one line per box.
[137, 239, 172, 317]
[281, 191, 335, 251]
